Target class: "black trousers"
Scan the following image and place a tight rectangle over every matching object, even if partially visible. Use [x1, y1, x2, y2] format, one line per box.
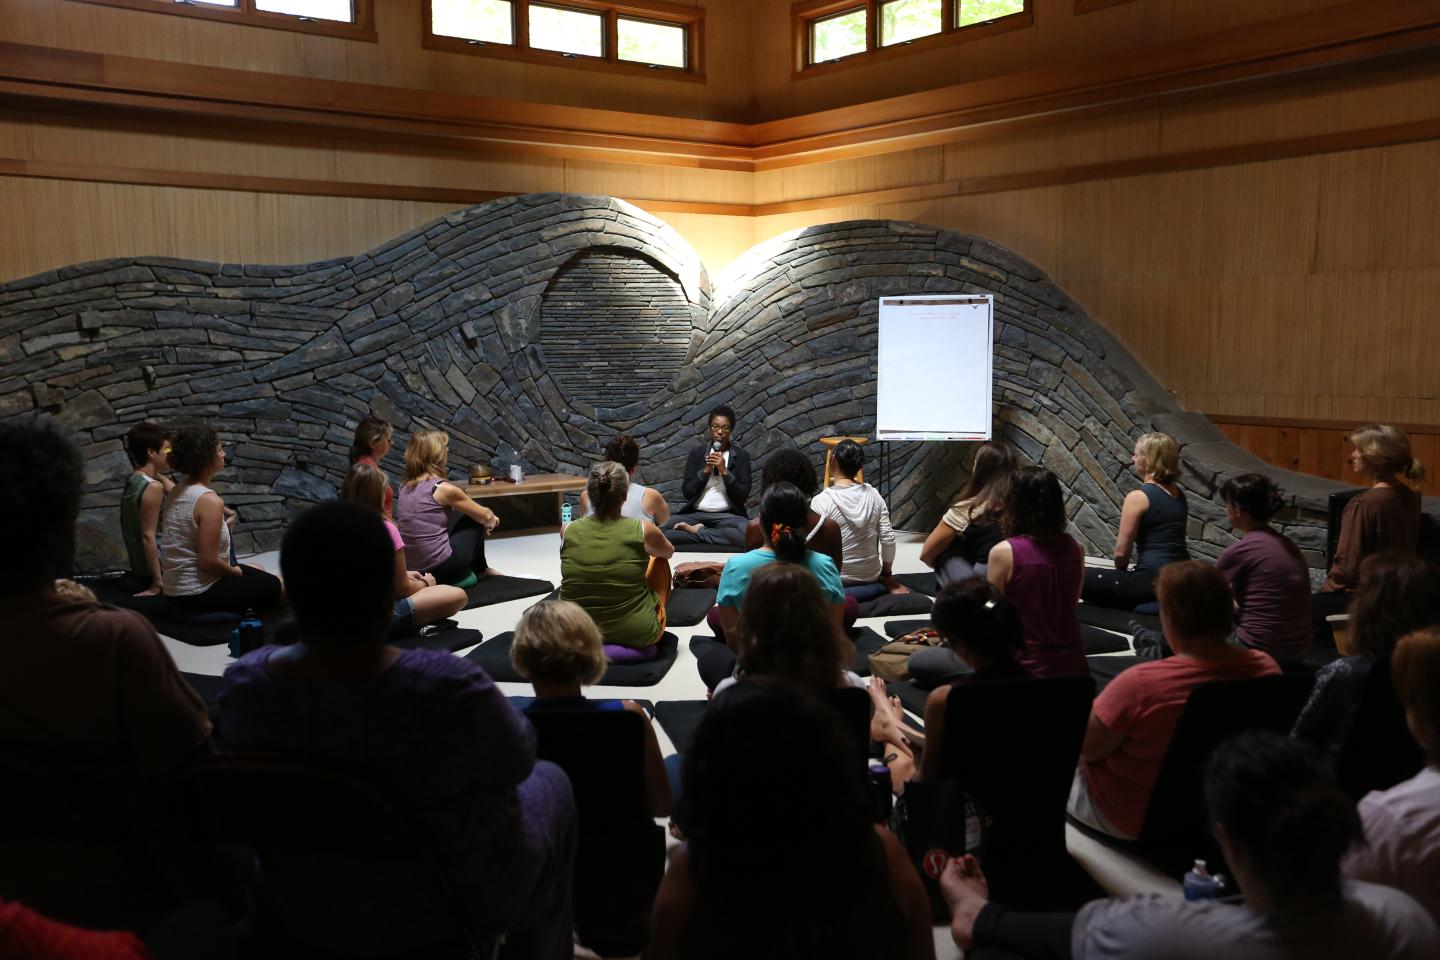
[1081, 567, 1158, 610]
[169, 566, 282, 615]
[429, 515, 490, 585]
[969, 903, 1075, 960]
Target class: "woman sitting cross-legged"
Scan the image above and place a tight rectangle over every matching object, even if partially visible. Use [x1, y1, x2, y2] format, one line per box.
[743, 447, 844, 572]
[119, 420, 173, 596]
[694, 482, 846, 691]
[987, 466, 1086, 678]
[160, 423, 282, 616]
[341, 462, 466, 634]
[349, 415, 394, 519]
[920, 441, 1015, 588]
[220, 501, 576, 960]
[560, 461, 674, 664]
[510, 599, 669, 818]
[811, 439, 907, 601]
[395, 430, 501, 587]
[578, 434, 669, 526]
[648, 679, 936, 960]
[940, 731, 1438, 960]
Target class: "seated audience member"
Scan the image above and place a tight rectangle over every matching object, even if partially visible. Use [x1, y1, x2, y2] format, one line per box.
[987, 466, 1086, 678]
[942, 731, 1438, 959]
[1314, 424, 1425, 627]
[1343, 626, 1440, 924]
[219, 501, 575, 959]
[1083, 432, 1189, 610]
[912, 581, 1029, 755]
[120, 421, 173, 596]
[743, 446, 844, 571]
[920, 441, 1015, 587]
[160, 423, 282, 615]
[1069, 562, 1280, 839]
[511, 600, 669, 818]
[648, 680, 935, 960]
[663, 405, 752, 547]
[0, 419, 211, 925]
[560, 461, 674, 662]
[394, 429, 500, 586]
[1215, 473, 1312, 664]
[349, 415, 394, 518]
[1294, 553, 1440, 756]
[578, 434, 669, 526]
[693, 482, 846, 690]
[811, 440, 906, 600]
[0, 899, 150, 960]
[340, 462, 466, 632]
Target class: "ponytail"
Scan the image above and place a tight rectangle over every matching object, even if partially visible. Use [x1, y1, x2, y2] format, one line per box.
[759, 482, 811, 565]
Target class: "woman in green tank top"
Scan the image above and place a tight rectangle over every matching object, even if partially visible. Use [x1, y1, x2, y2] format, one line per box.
[119, 422, 173, 595]
[560, 461, 675, 655]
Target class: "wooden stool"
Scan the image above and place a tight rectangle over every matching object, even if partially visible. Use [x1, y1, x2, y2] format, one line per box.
[820, 436, 870, 487]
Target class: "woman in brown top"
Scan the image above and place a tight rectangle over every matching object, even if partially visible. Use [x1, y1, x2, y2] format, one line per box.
[1314, 424, 1426, 629]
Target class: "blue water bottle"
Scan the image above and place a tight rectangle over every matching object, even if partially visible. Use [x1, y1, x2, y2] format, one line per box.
[560, 501, 573, 525]
[234, 608, 263, 656]
[1183, 859, 1223, 901]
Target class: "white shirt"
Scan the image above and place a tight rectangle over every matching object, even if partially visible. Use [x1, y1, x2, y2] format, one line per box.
[1345, 765, 1440, 926]
[160, 483, 231, 597]
[696, 449, 731, 512]
[812, 482, 896, 585]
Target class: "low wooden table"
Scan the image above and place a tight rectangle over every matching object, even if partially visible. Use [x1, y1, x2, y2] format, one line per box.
[462, 473, 587, 536]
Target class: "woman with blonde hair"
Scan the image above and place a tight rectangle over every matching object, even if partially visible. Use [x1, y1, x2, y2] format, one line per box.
[394, 430, 500, 587]
[1083, 431, 1189, 609]
[560, 461, 674, 663]
[341, 462, 467, 633]
[511, 600, 669, 817]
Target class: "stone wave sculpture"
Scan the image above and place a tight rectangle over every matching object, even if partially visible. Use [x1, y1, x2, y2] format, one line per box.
[0, 193, 1355, 573]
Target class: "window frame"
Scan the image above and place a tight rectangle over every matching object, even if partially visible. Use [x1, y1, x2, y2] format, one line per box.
[67, 0, 378, 42]
[423, 0, 705, 82]
[793, 0, 1031, 77]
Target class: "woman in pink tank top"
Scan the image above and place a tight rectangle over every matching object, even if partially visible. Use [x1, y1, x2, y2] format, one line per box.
[986, 466, 1086, 677]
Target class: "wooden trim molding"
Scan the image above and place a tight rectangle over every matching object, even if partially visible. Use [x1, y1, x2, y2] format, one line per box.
[3, 117, 1436, 220]
[1073, 0, 1140, 15]
[1206, 414, 1440, 436]
[67, 0, 379, 42]
[2, 0, 1438, 170]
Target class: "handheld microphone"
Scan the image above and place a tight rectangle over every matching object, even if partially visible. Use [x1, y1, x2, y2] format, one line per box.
[710, 440, 723, 453]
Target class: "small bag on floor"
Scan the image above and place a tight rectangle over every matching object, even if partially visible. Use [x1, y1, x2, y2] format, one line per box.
[672, 561, 724, 590]
[867, 628, 941, 682]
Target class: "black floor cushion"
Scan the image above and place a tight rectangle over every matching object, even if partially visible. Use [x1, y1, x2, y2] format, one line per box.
[893, 572, 939, 596]
[884, 619, 932, 639]
[463, 575, 555, 609]
[78, 575, 294, 647]
[665, 588, 716, 627]
[1077, 603, 1159, 635]
[668, 541, 746, 554]
[857, 591, 934, 618]
[1081, 625, 1131, 656]
[885, 679, 931, 725]
[466, 632, 680, 687]
[849, 626, 890, 678]
[508, 696, 654, 714]
[653, 700, 709, 755]
[392, 622, 484, 653]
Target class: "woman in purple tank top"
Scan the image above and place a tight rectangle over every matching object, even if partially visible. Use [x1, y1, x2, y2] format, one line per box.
[394, 430, 501, 585]
[986, 466, 1086, 678]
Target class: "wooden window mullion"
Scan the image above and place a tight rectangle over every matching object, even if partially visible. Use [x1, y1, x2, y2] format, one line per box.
[516, 0, 531, 50]
[606, 8, 619, 62]
[942, 0, 954, 33]
[868, 0, 878, 52]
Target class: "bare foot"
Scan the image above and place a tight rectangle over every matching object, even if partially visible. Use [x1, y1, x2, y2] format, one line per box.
[939, 854, 990, 950]
[674, 522, 704, 535]
[868, 675, 903, 743]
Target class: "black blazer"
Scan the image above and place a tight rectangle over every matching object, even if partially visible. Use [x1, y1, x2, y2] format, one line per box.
[679, 443, 752, 515]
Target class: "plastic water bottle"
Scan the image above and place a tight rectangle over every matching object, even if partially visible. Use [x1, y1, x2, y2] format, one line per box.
[560, 501, 573, 525]
[1183, 859, 1224, 901]
[235, 608, 263, 656]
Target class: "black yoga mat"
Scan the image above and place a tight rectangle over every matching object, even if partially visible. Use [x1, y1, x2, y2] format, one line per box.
[884, 619, 932, 639]
[463, 575, 555, 609]
[893, 572, 939, 596]
[666, 588, 716, 627]
[1077, 604, 1160, 635]
[849, 626, 890, 678]
[466, 632, 680, 687]
[391, 621, 484, 653]
[668, 541, 746, 554]
[1081, 625, 1131, 656]
[78, 575, 294, 648]
[857, 591, 934, 618]
[654, 700, 709, 756]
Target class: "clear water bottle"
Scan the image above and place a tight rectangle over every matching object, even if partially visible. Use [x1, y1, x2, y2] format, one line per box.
[560, 501, 573, 525]
[1183, 859, 1224, 901]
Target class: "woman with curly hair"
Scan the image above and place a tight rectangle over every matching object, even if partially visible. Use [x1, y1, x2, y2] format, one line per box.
[578, 434, 669, 526]
[987, 466, 1085, 677]
[159, 423, 282, 614]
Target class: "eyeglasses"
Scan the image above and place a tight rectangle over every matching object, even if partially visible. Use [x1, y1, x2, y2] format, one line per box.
[710, 423, 733, 433]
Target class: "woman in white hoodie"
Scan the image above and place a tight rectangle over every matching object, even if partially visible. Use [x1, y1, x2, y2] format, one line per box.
[812, 440, 906, 600]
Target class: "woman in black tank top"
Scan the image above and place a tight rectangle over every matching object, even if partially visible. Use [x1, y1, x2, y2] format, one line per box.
[1082, 432, 1190, 610]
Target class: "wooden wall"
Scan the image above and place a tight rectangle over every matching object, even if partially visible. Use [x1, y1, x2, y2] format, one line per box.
[1211, 417, 1439, 497]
